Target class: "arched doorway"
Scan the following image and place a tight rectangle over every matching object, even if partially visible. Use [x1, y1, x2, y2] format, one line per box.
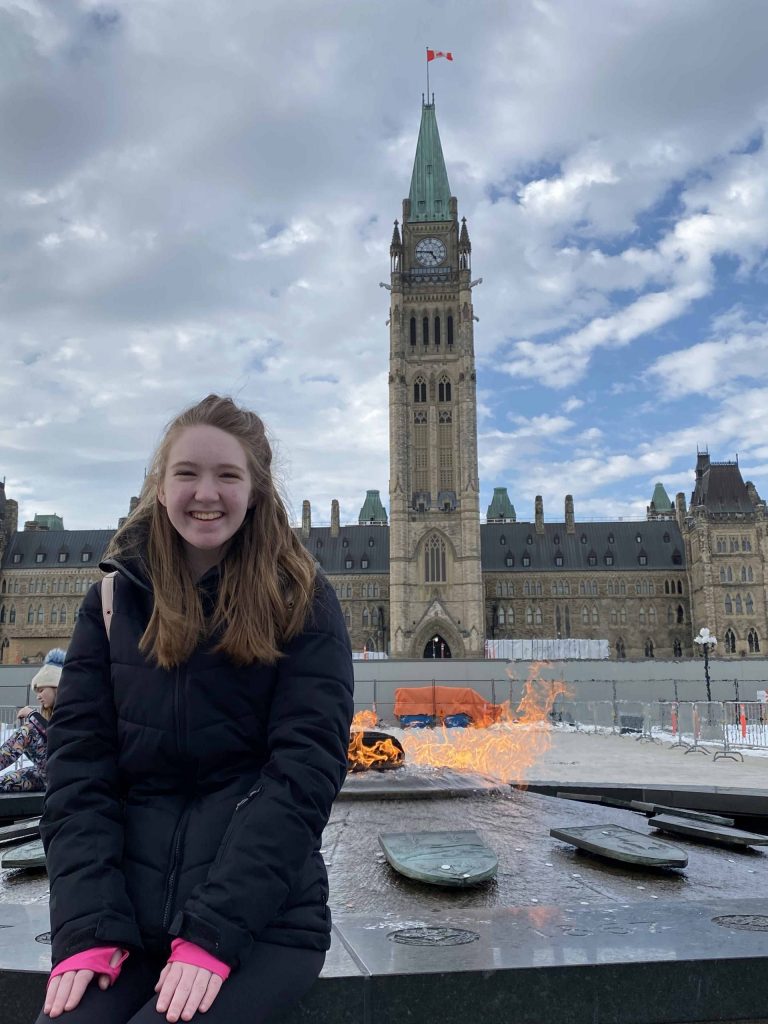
[423, 634, 452, 659]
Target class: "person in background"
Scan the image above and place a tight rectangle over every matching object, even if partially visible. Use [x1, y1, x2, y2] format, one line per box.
[38, 395, 354, 1024]
[0, 648, 65, 792]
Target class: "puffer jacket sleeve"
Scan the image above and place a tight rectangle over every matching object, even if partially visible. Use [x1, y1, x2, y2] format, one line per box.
[170, 574, 354, 966]
[41, 583, 144, 965]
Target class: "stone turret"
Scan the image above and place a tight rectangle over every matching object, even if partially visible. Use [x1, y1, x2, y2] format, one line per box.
[330, 499, 340, 537]
[535, 496, 544, 535]
[301, 500, 311, 539]
[565, 494, 575, 534]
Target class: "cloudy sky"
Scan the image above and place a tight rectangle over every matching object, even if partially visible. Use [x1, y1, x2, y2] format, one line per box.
[2, 0, 768, 531]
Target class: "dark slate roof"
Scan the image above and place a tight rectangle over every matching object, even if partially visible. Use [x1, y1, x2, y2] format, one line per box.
[1, 530, 114, 569]
[295, 526, 389, 574]
[691, 460, 753, 514]
[480, 520, 685, 572]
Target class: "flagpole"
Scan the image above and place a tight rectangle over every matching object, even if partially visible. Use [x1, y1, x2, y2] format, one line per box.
[426, 47, 429, 103]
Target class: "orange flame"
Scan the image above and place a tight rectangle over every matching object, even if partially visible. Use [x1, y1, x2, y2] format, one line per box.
[397, 663, 569, 783]
[351, 709, 378, 731]
[347, 730, 405, 772]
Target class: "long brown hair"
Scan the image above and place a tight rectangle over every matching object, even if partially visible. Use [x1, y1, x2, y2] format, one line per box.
[105, 395, 316, 669]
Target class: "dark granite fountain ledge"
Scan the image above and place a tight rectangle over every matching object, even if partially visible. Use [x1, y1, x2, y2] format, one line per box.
[518, 781, 768, 825]
[3, 900, 768, 1023]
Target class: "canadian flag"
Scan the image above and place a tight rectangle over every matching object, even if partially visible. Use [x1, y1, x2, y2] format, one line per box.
[427, 49, 453, 62]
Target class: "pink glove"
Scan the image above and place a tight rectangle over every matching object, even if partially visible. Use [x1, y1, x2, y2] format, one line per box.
[48, 946, 129, 988]
[167, 938, 231, 980]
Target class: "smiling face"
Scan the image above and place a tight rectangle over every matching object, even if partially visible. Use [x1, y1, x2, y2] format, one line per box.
[158, 424, 253, 578]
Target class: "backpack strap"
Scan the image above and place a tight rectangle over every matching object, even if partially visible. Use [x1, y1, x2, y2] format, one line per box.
[100, 572, 118, 640]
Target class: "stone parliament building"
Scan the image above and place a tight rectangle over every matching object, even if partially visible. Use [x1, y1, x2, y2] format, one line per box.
[1, 102, 767, 664]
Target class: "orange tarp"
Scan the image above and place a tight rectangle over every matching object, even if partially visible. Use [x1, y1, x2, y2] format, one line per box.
[394, 686, 503, 728]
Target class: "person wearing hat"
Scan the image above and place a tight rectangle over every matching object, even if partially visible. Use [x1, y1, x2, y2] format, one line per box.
[0, 648, 65, 792]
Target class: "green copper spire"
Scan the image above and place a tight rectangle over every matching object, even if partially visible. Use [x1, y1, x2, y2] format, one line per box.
[486, 488, 516, 523]
[358, 490, 388, 525]
[408, 101, 452, 222]
[650, 482, 672, 511]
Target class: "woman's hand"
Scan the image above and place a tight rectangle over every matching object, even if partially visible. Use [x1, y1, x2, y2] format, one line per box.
[17, 706, 34, 720]
[155, 961, 223, 1022]
[44, 949, 123, 1017]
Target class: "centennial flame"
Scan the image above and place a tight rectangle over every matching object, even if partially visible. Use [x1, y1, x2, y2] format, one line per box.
[399, 664, 568, 782]
[349, 664, 567, 780]
[347, 723, 405, 771]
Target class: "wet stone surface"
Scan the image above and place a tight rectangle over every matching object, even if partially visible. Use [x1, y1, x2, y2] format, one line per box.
[323, 786, 767, 917]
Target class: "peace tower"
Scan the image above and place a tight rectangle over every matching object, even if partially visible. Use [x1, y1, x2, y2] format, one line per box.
[386, 99, 485, 658]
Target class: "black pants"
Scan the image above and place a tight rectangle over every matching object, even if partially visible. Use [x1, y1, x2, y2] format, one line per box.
[34, 943, 325, 1024]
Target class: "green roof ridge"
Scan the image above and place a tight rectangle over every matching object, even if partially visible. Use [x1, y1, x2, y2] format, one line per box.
[408, 102, 452, 222]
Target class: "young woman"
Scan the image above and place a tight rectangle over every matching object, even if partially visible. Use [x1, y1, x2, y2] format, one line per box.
[38, 395, 354, 1024]
[0, 648, 65, 792]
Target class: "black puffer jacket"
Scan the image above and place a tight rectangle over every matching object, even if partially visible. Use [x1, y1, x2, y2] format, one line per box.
[41, 551, 354, 970]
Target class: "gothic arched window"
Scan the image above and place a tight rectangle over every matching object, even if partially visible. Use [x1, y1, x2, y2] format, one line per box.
[27, 605, 34, 625]
[724, 628, 736, 653]
[746, 594, 754, 615]
[748, 629, 760, 653]
[0, 605, 4, 623]
[422, 316, 429, 345]
[592, 605, 599, 625]
[424, 534, 447, 583]
[413, 376, 426, 403]
[37, 605, 44, 624]
[362, 608, 369, 627]
[581, 606, 589, 625]
[725, 594, 733, 614]
[677, 604, 685, 623]
[735, 594, 743, 614]
[60, 605, 67, 625]
[51, 607, 58, 625]
[434, 315, 441, 346]
[438, 375, 451, 403]
[447, 315, 454, 345]
[410, 316, 416, 345]
[9, 605, 16, 624]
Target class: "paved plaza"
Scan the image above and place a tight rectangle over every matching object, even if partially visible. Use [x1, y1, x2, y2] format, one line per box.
[524, 725, 767, 788]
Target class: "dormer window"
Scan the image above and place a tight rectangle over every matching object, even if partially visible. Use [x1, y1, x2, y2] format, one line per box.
[607, 533, 615, 545]
[58, 551, 68, 563]
[604, 552, 614, 566]
[663, 532, 670, 543]
[580, 533, 588, 544]
[345, 557, 353, 570]
[12, 553, 22, 564]
[638, 551, 648, 566]
[342, 538, 349, 548]
[35, 552, 45, 563]
[587, 551, 597, 566]
[499, 535, 506, 546]
[361, 557, 369, 569]
[315, 539, 323, 550]
[368, 537, 375, 547]
[635, 533, 642, 544]
[553, 534, 560, 545]
[672, 548, 682, 565]
[521, 553, 531, 567]
[505, 553, 514, 568]
[554, 552, 564, 567]
[526, 534, 533, 545]
[81, 551, 91, 563]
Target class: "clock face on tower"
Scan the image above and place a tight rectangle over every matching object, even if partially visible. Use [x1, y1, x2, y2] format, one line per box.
[415, 237, 447, 267]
